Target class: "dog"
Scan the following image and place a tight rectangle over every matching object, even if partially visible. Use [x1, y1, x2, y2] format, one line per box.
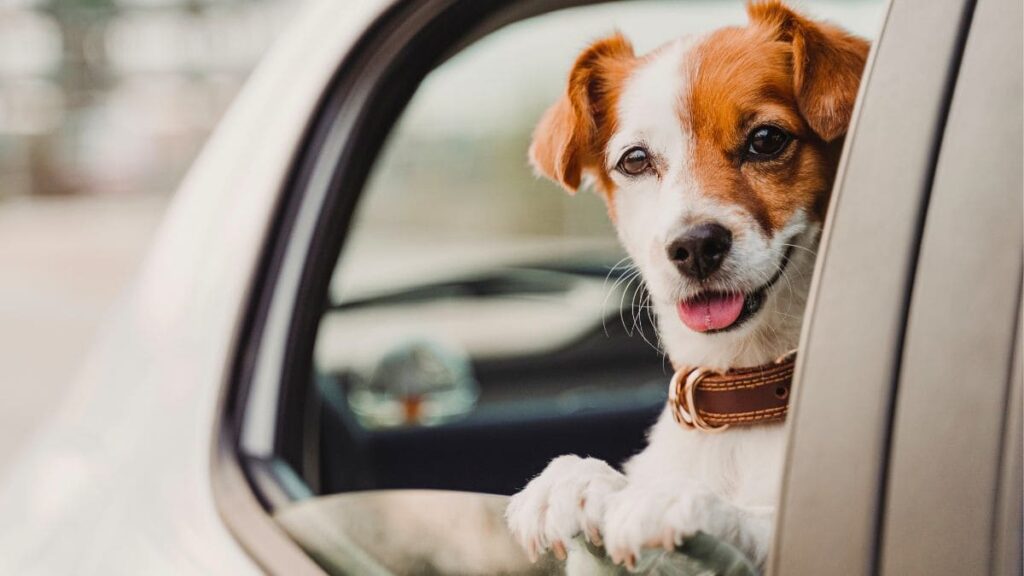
[506, 1, 869, 571]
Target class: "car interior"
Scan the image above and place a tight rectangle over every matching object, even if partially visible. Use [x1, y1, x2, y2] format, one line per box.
[315, 251, 668, 496]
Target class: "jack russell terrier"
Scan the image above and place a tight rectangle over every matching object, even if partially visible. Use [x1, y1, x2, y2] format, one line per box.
[506, 0, 869, 571]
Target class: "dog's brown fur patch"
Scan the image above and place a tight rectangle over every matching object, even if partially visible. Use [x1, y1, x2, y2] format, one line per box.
[684, 0, 869, 234]
[529, 34, 637, 215]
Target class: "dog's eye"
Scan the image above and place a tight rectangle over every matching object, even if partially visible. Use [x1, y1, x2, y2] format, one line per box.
[617, 147, 651, 176]
[745, 126, 792, 160]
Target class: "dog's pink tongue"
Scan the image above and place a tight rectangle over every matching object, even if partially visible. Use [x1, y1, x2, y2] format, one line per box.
[677, 293, 745, 332]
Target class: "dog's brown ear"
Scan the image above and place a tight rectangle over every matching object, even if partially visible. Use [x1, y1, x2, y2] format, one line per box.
[748, 0, 869, 141]
[529, 34, 635, 194]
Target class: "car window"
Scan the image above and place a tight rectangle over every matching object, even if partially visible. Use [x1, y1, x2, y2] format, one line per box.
[263, 1, 887, 574]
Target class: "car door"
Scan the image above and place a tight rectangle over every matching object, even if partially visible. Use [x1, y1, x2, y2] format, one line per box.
[771, 0, 1023, 573]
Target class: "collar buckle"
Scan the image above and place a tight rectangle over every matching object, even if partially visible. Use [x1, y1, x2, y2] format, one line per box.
[669, 366, 731, 433]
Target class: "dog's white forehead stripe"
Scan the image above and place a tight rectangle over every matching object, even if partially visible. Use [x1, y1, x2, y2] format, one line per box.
[607, 36, 700, 169]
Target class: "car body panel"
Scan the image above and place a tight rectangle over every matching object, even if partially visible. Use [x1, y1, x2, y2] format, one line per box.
[0, 0, 393, 573]
[772, 0, 977, 573]
[879, 0, 1023, 570]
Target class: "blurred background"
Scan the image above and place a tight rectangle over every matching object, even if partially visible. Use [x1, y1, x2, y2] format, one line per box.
[0, 0, 303, 473]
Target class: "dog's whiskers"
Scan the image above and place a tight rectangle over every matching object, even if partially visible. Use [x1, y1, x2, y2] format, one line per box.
[631, 282, 662, 354]
[779, 242, 817, 257]
[602, 258, 639, 337]
[616, 270, 642, 335]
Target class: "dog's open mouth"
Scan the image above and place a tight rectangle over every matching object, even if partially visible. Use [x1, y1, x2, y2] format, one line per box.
[676, 246, 795, 334]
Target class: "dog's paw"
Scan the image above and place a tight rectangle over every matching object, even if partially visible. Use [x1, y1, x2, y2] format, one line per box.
[601, 480, 764, 571]
[506, 455, 627, 562]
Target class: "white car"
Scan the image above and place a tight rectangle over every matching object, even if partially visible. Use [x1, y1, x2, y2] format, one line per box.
[1, 0, 1019, 574]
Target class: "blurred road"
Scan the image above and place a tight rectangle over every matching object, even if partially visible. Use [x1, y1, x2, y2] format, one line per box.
[0, 196, 167, 475]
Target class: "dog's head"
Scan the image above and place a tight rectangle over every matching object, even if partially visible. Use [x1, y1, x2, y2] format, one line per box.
[531, 0, 868, 367]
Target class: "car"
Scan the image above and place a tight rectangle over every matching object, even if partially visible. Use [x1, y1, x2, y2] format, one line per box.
[0, 0, 1019, 574]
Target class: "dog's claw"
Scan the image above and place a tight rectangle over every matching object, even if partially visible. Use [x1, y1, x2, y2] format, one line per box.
[611, 548, 636, 570]
[552, 540, 567, 560]
[662, 527, 678, 551]
[586, 525, 602, 546]
[526, 540, 538, 564]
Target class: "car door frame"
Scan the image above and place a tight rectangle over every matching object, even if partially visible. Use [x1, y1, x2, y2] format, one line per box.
[212, 0, 601, 572]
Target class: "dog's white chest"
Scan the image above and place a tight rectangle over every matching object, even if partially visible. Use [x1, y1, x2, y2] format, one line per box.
[626, 409, 787, 508]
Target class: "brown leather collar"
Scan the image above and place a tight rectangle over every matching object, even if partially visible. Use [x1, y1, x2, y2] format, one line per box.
[668, 350, 797, 432]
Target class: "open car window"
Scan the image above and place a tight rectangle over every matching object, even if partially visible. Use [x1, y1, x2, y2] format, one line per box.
[242, 1, 887, 574]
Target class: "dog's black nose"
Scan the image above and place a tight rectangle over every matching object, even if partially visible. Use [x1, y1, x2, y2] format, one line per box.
[667, 223, 733, 280]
